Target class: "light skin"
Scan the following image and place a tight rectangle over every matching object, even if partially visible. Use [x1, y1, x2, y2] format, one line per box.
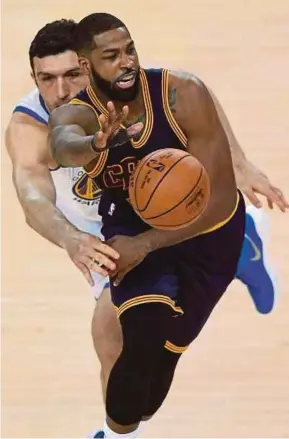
[49, 27, 288, 433]
[5, 50, 121, 402]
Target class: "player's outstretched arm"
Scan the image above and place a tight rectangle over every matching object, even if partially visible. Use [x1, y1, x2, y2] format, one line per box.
[49, 104, 102, 167]
[49, 102, 143, 167]
[5, 112, 77, 247]
[6, 112, 119, 283]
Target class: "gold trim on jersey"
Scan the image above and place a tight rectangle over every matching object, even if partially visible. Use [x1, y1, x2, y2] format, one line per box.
[86, 69, 153, 149]
[162, 69, 187, 147]
[69, 98, 109, 177]
[164, 340, 189, 354]
[114, 294, 183, 318]
[200, 191, 240, 236]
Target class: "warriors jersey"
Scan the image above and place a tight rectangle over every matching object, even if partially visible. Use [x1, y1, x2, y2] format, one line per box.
[13, 88, 102, 222]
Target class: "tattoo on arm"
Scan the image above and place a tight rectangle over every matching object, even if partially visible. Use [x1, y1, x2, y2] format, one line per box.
[168, 87, 177, 113]
[131, 112, 146, 141]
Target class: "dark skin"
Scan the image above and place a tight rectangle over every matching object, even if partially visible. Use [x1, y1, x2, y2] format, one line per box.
[107, 71, 237, 285]
[50, 33, 236, 276]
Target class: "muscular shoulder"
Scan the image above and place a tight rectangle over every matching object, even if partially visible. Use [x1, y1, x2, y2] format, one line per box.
[9, 111, 48, 130]
[49, 103, 99, 135]
[6, 113, 51, 166]
[167, 70, 218, 136]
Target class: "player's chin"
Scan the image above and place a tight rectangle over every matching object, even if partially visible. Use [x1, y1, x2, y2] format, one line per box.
[113, 81, 139, 101]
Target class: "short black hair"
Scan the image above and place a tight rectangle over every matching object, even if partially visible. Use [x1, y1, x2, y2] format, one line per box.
[29, 19, 77, 71]
[75, 13, 128, 54]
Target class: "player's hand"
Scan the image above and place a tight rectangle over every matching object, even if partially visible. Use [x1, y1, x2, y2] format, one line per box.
[235, 160, 289, 212]
[106, 235, 148, 286]
[62, 230, 120, 285]
[92, 101, 143, 151]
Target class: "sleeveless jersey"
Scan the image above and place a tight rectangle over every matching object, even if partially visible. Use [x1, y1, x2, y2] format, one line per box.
[70, 68, 187, 226]
[13, 88, 102, 222]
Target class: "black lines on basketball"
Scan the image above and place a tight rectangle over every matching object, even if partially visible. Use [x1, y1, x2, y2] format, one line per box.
[136, 154, 191, 213]
[128, 148, 210, 230]
[144, 167, 203, 220]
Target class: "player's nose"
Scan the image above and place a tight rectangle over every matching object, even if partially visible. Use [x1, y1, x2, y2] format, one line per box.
[56, 77, 70, 101]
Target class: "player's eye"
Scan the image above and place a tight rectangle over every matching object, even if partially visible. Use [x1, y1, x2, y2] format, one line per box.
[127, 46, 136, 55]
[66, 71, 81, 78]
[41, 76, 53, 82]
[103, 54, 117, 61]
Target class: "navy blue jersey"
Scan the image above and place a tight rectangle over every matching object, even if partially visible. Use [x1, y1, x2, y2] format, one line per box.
[70, 68, 187, 227]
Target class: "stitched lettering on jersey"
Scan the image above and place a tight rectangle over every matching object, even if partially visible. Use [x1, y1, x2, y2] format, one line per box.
[103, 156, 139, 190]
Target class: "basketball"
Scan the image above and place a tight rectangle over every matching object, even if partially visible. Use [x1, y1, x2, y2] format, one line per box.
[129, 148, 210, 230]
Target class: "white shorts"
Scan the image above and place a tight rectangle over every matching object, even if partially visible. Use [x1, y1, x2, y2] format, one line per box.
[57, 205, 109, 299]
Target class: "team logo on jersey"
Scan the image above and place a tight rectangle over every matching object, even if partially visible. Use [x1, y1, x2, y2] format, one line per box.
[72, 172, 102, 201]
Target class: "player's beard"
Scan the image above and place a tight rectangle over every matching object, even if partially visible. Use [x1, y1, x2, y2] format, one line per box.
[90, 66, 140, 102]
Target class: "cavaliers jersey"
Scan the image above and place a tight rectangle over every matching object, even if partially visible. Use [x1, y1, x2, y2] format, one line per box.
[70, 68, 187, 226]
[13, 89, 102, 222]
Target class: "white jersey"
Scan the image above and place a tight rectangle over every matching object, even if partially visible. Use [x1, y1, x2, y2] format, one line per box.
[14, 88, 102, 223]
[14, 89, 108, 298]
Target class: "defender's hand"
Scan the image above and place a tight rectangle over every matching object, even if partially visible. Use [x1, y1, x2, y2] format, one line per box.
[236, 160, 289, 212]
[106, 235, 148, 286]
[92, 101, 143, 151]
[62, 230, 120, 285]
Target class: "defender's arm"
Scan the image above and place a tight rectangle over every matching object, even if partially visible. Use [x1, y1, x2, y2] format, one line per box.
[6, 112, 78, 247]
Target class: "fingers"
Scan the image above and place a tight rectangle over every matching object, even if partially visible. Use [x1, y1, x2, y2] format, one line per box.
[243, 188, 263, 208]
[267, 198, 274, 210]
[99, 103, 142, 144]
[264, 188, 286, 212]
[107, 102, 128, 133]
[113, 270, 126, 287]
[272, 187, 289, 210]
[92, 239, 120, 260]
[95, 130, 108, 149]
[107, 101, 117, 126]
[74, 261, 95, 286]
[127, 122, 144, 138]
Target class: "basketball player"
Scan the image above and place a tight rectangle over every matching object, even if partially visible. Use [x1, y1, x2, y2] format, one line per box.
[6, 19, 287, 424]
[49, 14, 288, 438]
[6, 17, 287, 414]
[5, 20, 122, 400]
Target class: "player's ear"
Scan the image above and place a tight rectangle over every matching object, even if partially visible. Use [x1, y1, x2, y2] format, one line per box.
[78, 57, 90, 75]
[30, 70, 37, 85]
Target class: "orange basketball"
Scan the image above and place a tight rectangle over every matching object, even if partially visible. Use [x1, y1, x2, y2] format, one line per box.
[129, 148, 211, 230]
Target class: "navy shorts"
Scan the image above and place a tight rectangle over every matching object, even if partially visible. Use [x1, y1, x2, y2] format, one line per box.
[102, 191, 245, 351]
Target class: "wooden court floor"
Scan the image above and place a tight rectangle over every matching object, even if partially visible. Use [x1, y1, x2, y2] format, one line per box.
[1, 1, 289, 437]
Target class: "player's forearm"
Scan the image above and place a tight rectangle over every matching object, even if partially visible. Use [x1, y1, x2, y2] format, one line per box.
[135, 190, 237, 252]
[51, 126, 100, 167]
[14, 170, 77, 248]
[209, 89, 247, 167]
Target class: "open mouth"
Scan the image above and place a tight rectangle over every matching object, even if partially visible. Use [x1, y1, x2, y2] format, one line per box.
[116, 72, 136, 89]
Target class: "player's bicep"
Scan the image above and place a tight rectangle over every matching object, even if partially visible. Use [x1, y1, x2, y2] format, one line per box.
[5, 117, 56, 203]
[172, 73, 230, 171]
[49, 104, 98, 135]
[5, 115, 50, 167]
